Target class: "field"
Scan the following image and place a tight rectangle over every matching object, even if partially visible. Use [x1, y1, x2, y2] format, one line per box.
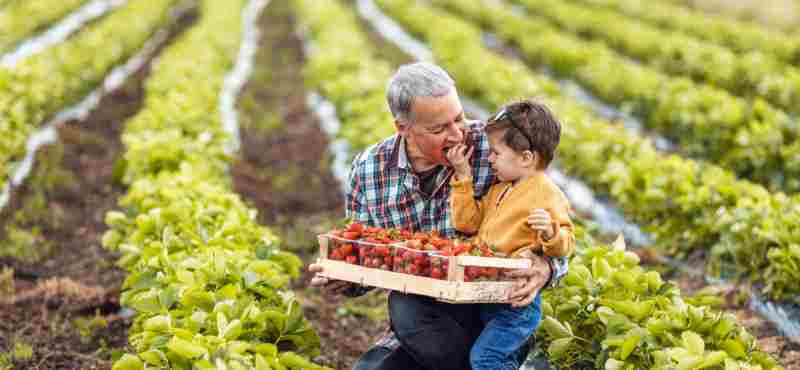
[0, 0, 799, 369]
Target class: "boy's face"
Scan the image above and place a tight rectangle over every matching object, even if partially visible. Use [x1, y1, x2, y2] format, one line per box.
[487, 131, 530, 182]
[397, 89, 466, 166]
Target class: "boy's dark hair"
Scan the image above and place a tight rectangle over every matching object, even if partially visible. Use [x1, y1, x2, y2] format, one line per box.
[485, 98, 561, 170]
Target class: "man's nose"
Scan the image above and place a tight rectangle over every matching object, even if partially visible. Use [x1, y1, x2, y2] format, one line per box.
[446, 122, 463, 142]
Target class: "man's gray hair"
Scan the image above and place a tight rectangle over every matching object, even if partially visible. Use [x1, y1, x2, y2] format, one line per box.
[387, 62, 455, 124]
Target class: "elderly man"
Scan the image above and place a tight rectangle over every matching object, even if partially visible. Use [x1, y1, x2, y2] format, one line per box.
[308, 62, 568, 370]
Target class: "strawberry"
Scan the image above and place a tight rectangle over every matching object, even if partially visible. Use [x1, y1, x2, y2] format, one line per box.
[412, 232, 428, 242]
[430, 267, 444, 279]
[407, 264, 419, 275]
[431, 239, 451, 249]
[339, 243, 354, 256]
[342, 231, 361, 240]
[329, 250, 343, 261]
[406, 239, 423, 250]
[347, 223, 365, 233]
[345, 255, 358, 264]
[374, 246, 391, 257]
[384, 256, 393, 266]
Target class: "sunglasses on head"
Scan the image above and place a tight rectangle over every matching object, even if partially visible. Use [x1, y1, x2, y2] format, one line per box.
[488, 107, 534, 151]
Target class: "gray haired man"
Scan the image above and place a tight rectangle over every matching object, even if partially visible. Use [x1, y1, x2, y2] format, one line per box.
[308, 62, 567, 370]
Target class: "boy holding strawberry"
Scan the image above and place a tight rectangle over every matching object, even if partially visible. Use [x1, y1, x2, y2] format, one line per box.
[447, 99, 575, 370]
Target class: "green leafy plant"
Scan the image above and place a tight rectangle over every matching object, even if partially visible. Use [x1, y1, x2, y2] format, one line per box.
[103, 1, 326, 368]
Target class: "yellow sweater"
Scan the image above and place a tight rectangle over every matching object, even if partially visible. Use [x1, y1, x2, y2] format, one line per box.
[450, 172, 574, 258]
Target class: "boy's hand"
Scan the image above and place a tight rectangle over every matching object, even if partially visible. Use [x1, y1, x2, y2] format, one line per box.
[446, 144, 473, 180]
[528, 208, 554, 240]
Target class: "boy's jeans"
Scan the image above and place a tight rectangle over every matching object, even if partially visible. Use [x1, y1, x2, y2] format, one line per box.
[471, 294, 542, 370]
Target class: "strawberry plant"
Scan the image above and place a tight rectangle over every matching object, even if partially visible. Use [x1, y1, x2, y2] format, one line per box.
[0, 0, 182, 192]
[376, 0, 800, 304]
[432, 0, 799, 193]
[102, 0, 326, 368]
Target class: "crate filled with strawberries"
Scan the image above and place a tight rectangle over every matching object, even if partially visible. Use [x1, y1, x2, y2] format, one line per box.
[317, 223, 531, 303]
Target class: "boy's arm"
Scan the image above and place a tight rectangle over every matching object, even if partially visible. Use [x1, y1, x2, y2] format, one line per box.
[449, 175, 485, 234]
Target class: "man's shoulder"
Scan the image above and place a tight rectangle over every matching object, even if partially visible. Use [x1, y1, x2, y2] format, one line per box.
[351, 135, 399, 175]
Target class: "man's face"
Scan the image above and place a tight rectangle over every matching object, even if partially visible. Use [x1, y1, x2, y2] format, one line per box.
[398, 89, 466, 166]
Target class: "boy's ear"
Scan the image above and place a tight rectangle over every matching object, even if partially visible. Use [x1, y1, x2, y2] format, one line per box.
[522, 150, 538, 168]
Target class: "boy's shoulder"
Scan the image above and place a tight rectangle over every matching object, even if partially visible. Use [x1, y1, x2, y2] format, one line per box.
[541, 172, 570, 204]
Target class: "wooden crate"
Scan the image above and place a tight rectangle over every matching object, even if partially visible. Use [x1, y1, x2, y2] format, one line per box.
[317, 234, 532, 303]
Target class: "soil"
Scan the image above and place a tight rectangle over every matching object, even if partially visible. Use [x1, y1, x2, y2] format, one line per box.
[229, 1, 388, 368]
[2, 1, 796, 369]
[0, 11, 194, 370]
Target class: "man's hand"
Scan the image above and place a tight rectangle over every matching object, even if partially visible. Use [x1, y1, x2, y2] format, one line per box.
[445, 144, 474, 180]
[308, 263, 355, 295]
[504, 254, 552, 307]
[528, 208, 554, 240]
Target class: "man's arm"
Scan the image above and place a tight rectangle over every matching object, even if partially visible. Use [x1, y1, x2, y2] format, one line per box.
[345, 152, 371, 224]
[309, 152, 374, 297]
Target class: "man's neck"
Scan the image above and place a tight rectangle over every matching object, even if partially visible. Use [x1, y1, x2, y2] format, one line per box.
[404, 138, 440, 173]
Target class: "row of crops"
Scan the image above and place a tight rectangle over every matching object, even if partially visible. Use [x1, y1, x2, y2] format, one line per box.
[0, 0, 89, 54]
[513, 0, 800, 119]
[296, 0, 788, 368]
[0, 0, 180, 196]
[360, 0, 800, 305]
[98, 0, 327, 368]
[433, 0, 798, 193]
[0, 0, 797, 368]
[2, 0, 328, 368]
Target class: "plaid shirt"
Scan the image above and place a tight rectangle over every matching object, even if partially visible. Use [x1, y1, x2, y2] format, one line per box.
[345, 120, 568, 350]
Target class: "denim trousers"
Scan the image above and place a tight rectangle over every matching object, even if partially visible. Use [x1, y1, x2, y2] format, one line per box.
[352, 291, 531, 370]
[470, 294, 542, 370]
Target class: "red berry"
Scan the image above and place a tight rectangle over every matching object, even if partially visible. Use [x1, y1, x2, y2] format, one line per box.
[339, 244, 354, 256]
[347, 223, 365, 233]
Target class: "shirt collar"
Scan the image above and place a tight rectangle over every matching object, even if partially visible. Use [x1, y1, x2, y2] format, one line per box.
[395, 135, 412, 171]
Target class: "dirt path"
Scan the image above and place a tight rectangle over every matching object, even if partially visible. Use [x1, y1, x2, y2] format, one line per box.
[0, 13, 194, 370]
[229, 1, 392, 368]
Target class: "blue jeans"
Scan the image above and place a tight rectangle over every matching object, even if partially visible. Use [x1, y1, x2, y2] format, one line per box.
[470, 294, 542, 370]
[352, 291, 532, 370]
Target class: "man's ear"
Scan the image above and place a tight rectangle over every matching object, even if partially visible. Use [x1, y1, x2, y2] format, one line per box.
[395, 119, 409, 137]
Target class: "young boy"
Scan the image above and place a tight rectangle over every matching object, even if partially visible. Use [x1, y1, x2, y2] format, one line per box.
[446, 98, 575, 370]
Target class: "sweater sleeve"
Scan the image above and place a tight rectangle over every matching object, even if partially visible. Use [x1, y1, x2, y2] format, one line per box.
[449, 175, 485, 234]
[537, 195, 575, 258]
